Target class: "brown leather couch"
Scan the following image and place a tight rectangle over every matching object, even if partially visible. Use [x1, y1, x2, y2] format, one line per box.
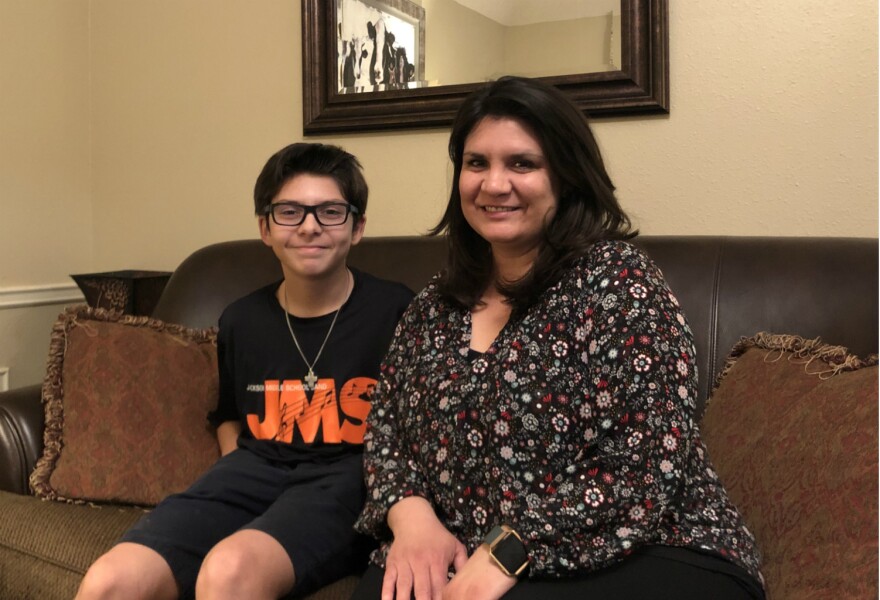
[0, 236, 876, 599]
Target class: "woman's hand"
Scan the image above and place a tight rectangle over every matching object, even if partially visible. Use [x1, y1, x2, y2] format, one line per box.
[442, 546, 517, 600]
[383, 497, 468, 600]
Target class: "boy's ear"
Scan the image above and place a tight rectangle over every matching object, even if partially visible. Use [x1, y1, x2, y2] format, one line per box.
[258, 216, 272, 246]
[351, 215, 366, 246]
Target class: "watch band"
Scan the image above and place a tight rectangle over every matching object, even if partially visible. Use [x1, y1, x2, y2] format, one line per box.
[483, 525, 530, 577]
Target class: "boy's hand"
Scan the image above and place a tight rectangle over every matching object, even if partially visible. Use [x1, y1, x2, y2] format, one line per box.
[216, 421, 242, 456]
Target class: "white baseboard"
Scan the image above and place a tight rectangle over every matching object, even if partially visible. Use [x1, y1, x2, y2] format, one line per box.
[0, 284, 85, 309]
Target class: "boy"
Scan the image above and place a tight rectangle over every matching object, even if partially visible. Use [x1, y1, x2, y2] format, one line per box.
[77, 143, 414, 599]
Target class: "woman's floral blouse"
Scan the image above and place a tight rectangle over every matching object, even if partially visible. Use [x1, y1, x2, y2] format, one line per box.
[355, 241, 763, 584]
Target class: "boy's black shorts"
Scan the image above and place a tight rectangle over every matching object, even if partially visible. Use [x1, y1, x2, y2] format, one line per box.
[121, 448, 372, 598]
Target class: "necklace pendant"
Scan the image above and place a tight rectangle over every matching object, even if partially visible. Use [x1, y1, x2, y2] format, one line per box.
[304, 369, 318, 391]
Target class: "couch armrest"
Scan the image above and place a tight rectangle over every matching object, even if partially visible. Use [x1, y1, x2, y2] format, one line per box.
[0, 384, 43, 495]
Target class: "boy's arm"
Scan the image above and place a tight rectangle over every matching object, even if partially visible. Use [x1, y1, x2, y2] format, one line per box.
[216, 420, 242, 456]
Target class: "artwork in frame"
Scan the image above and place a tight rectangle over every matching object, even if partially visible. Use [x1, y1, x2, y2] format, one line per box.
[336, 0, 426, 93]
[303, 0, 669, 134]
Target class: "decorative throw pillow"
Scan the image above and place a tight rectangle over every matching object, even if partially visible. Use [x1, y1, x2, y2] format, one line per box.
[701, 333, 878, 600]
[30, 305, 221, 506]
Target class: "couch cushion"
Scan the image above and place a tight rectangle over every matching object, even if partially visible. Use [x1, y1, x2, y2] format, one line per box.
[30, 305, 220, 506]
[0, 489, 145, 597]
[701, 333, 878, 600]
[0, 490, 361, 599]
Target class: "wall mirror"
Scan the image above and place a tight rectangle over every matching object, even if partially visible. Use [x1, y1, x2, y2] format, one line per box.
[302, 0, 668, 135]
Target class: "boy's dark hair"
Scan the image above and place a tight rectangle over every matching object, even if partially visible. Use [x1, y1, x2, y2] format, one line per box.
[254, 143, 368, 224]
[430, 75, 637, 313]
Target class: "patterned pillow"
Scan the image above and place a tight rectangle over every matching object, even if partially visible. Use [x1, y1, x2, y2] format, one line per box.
[701, 333, 878, 600]
[30, 305, 221, 506]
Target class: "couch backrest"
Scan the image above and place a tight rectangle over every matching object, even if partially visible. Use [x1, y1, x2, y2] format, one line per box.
[152, 236, 878, 411]
[151, 237, 444, 328]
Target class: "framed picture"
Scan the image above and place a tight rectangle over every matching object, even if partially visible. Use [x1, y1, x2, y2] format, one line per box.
[303, 0, 669, 134]
[336, 0, 426, 93]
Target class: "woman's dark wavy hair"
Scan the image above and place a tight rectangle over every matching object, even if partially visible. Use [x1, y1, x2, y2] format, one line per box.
[430, 75, 637, 313]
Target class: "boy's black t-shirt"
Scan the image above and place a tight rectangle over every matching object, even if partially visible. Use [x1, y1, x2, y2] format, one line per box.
[209, 268, 414, 464]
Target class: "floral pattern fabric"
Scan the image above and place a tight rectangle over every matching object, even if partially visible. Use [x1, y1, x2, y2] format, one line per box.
[355, 241, 763, 584]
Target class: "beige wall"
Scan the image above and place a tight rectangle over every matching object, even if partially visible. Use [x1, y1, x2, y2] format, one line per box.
[1, 0, 877, 388]
[425, 4, 620, 87]
[0, 0, 92, 389]
[1, 0, 92, 286]
[423, 0, 504, 85]
[504, 15, 621, 76]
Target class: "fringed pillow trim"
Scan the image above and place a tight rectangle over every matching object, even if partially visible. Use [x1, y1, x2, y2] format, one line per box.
[29, 304, 217, 504]
[709, 332, 879, 402]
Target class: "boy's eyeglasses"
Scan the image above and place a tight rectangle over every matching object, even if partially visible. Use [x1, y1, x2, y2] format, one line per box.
[264, 202, 359, 227]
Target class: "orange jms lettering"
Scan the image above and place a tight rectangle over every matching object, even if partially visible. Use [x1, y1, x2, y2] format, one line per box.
[247, 378, 374, 444]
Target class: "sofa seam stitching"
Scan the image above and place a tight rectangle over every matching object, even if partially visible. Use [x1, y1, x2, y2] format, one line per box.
[708, 239, 725, 395]
[0, 538, 87, 575]
[0, 406, 28, 492]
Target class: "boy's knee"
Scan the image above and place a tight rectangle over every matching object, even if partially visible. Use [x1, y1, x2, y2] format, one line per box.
[76, 545, 176, 600]
[76, 558, 129, 599]
[198, 544, 249, 589]
[197, 535, 295, 597]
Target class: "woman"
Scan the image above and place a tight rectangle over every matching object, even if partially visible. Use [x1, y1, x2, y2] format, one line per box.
[353, 76, 764, 600]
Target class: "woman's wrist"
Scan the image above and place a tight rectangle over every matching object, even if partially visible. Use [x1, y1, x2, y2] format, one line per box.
[482, 524, 530, 577]
[387, 495, 437, 535]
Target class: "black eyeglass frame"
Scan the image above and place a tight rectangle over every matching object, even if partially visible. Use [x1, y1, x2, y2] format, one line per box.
[264, 201, 360, 227]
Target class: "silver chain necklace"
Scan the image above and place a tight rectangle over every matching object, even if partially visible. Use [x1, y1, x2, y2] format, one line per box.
[282, 271, 352, 391]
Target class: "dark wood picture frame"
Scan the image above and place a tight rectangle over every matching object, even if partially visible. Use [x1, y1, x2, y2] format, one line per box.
[302, 0, 668, 135]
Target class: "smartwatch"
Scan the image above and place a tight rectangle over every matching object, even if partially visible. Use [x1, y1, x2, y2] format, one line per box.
[482, 525, 530, 577]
